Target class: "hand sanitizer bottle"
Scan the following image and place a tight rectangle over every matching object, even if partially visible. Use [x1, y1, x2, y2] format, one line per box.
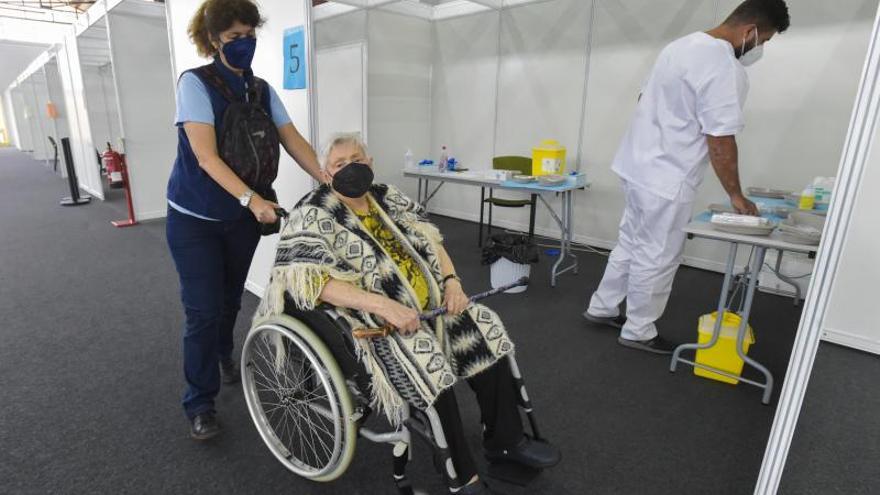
[404, 149, 414, 170]
[798, 186, 816, 211]
[439, 146, 448, 172]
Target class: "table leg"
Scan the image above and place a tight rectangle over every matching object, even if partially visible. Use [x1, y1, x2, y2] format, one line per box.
[671, 242, 739, 372]
[528, 194, 537, 239]
[479, 187, 486, 247]
[549, 191, 579, 286]
[567, 191, 578, 275]
[418, 179, 423, 204]
[771, 250, 802, 307]
[737, 247, 774, 404]
[488, 188, 494, 240]
[550, 192, 566, 287]
[422, 182, 445, 207]
[538, 194, 577, 287]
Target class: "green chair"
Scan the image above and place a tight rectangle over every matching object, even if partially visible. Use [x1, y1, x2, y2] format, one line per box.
[479, 156, 537, 246]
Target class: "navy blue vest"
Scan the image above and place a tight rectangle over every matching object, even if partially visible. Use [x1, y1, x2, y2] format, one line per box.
[166, 58, 273, 221]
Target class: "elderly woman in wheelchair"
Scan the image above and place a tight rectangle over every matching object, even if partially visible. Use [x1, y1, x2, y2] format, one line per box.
[243, 134, 560, 494]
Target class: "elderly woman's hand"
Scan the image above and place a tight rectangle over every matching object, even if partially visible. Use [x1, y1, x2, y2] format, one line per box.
[376, 298, 421, 336]
[444, 279, 469, 316]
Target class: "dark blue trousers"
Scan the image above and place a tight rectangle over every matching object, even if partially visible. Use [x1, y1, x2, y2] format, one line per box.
[166, 207, 260, 419]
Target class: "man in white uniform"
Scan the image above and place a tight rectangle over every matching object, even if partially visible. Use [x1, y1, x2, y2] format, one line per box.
[583, 0, 790, 354]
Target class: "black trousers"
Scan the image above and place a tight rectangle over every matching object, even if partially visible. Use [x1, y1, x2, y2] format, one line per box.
[433, 357, 524, 485]
[166, 208, 260, 419]
[299, 312, 523, 486]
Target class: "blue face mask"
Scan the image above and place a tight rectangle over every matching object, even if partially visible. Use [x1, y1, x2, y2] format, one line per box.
[221, 36, 257, 70]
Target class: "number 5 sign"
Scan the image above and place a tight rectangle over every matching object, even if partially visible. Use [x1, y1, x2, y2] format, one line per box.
[283, 26, 307, 90]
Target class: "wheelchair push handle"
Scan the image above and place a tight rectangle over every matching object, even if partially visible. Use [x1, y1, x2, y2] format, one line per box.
[352, 277, 529, 339]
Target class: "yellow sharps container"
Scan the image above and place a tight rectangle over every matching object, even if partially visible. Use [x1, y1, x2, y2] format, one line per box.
[694, 311, 755, 385]
[531, 140, 566, 176]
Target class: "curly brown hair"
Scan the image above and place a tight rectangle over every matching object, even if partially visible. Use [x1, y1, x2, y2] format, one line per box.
[188, 0, 265, 58]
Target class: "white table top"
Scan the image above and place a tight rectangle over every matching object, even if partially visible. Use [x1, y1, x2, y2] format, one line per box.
[402, 168, 589, 193]
[685, 220, 819, 255]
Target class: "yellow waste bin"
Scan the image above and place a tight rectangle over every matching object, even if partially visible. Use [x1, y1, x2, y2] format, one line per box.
[531, 140, 566, 176]
[694, 311, 755, 385]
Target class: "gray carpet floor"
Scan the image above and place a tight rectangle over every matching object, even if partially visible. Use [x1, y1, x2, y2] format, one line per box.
[0, 147, 876, 494]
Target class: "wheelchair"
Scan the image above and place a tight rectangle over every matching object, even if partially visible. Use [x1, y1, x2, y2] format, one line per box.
[241, 300, 545, 494]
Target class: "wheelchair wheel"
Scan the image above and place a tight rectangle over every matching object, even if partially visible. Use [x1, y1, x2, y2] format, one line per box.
[242, 314, 358, 482]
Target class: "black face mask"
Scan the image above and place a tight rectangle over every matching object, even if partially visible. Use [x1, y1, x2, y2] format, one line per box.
[332, 162, 374, 198]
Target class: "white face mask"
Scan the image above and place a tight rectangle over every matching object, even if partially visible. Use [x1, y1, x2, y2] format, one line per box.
[739, 27, 763, 67]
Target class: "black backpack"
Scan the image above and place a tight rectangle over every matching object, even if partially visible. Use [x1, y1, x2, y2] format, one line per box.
[194, 64, 281, 233]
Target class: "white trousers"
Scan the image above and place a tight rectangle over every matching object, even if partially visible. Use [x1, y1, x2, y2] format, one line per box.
[588, 181, 694, 341]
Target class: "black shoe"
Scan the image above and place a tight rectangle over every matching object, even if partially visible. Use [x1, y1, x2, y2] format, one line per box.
[455, 481, 506, 495]
[190, 412, 221, 441]
[220, 357, 240, 385]
[485, 437, 561, 470]
[582, 311, 626, 329]
[617, 335, 678, 355]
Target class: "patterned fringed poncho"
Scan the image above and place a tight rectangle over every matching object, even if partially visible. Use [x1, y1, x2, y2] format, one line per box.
[254, 184, 514, 426]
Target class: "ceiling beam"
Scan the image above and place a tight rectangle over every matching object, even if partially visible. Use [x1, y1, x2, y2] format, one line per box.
[466, 0, 502, 9]
[0, 3, 79, 23]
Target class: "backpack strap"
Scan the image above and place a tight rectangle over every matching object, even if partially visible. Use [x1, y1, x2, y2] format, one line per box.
[193, 64, 238, 103]
[247, 75, 266, 106]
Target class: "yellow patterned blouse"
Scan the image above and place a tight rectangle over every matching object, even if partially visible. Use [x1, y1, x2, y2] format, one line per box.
[355, 204, 431, 310]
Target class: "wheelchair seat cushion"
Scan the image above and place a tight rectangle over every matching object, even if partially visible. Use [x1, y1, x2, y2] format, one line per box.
[255, 183, 515, 427]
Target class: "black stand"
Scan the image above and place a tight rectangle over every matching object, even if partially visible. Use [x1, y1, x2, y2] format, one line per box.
[48, 136, 58, 174]
[60, 137, 91, 206]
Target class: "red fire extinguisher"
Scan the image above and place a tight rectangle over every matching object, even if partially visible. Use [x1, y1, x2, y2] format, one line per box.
[102, 143, 125, 189]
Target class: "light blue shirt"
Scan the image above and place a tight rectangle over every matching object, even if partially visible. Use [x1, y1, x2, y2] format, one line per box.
[174, 71, 292, 127]
[169, 72, 292, 221]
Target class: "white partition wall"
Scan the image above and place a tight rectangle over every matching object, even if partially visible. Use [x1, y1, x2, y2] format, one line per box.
[22, 80, 45, 158]
[44, 60, 71, 176]
[429, 9, 500, 210]
[106, 1, 177, 220]
[3, 89, 20, 148]
[367, 10, 433, 186]
[26, 70, 54, 163]
[10, 85, 34, 152]
[81, 64, 121, 153]
[0, 94, 10, 146]
[821, 110, 880, 355]
[316, 41, 367, 146]
[314, 9, 368, 160]
[57, 31, 104, 199]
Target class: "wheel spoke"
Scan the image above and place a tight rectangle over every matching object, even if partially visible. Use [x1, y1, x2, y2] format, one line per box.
[243, 326, 347, 477]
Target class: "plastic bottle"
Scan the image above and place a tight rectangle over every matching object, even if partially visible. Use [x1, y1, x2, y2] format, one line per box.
[404, 149, 414, 170]
[798, 186, 816, 211]
[439, 145, 449, 172]
[812, 176, 835, 205]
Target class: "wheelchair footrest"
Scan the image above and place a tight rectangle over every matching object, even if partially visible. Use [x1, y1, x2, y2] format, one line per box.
[486, 460, 543, 487]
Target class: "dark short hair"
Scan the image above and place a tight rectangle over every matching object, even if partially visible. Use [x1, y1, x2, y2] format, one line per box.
[725, 0, 790, 34]
[188, 0, 265, 58]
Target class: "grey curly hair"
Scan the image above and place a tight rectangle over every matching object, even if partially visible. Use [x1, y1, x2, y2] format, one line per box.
[321, 133, 368, 169]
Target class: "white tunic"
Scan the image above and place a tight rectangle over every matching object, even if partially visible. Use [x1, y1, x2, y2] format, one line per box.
[612, 32, 749, 203]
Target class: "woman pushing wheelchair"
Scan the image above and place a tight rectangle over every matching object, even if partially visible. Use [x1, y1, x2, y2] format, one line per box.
[254, 134, 560, 494]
